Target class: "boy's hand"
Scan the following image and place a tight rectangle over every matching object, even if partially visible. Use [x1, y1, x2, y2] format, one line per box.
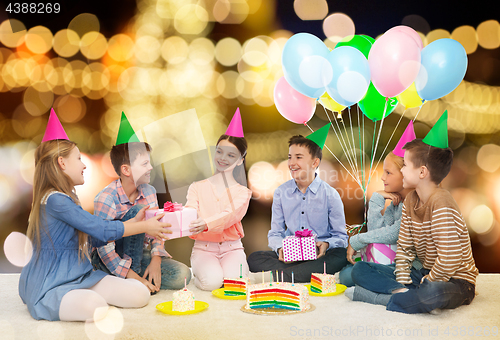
[146, 213, 172, 240]
[126, 269, 158, 293]
[316, 241, 329, 258]
[346, 244, 357, 265]
[143, 255, 162, 290]
[189, 218, 208, 235]
[278, 248, 294, 263]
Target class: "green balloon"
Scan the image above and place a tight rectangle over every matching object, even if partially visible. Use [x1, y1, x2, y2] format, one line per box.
[335, 35, 375, 59]
[358, 82, 398, 121]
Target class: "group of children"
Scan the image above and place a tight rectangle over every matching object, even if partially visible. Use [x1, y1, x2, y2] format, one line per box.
[19, 107, 478, 322]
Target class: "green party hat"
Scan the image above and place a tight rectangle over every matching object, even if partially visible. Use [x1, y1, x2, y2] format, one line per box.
[422, 110, 448, 149]
[306, 124, 330, 149]
[116, 112, 140, 145]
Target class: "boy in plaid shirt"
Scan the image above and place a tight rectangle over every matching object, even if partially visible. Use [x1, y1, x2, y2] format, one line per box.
[92, 114, 190, 293]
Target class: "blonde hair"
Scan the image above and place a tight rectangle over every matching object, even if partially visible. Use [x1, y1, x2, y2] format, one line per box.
[28, 140, 89, 261]
[385, 151, 404, 170]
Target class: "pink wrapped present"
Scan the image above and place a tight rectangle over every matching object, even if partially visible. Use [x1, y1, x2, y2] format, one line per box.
[361, 243, 397, 265]
[145, 202, 197, 240]
[282, 229, 317, 262]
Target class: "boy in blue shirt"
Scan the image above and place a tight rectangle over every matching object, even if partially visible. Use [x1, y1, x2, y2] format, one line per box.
[248, 126, 348, 282]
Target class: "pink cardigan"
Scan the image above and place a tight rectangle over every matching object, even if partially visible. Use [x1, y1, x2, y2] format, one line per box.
[185, 179, 252, 243]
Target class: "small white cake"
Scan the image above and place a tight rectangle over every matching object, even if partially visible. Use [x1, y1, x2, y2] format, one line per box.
[172, 288, 195, 312]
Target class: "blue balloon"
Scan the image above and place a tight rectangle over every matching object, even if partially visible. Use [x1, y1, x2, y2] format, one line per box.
[323, 46, 371, 107]
[415, 38, 467, 101]
[282, 33, 330, 99]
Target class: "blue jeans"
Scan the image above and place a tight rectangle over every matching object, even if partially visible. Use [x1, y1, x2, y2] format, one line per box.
[351, 261, 475, 314]
[92, 204, 191, 290]
[247, 247, 348, 283]
[338, 264, 355, 287]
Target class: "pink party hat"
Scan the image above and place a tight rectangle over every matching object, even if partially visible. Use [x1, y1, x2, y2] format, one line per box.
[225, 108, 244, 138]
[393, 120, 416, 157]
[41, 108, 69, 143]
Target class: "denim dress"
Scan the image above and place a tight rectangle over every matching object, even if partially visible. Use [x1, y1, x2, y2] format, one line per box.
[19, 192, 124, 321]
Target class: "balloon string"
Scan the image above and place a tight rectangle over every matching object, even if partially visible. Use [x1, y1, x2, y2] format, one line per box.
[326, 109, 360, 180]
[368, 108, 407, 181]
[357, 105, 367, 225]
[329, 109, 357, 174]
[339, 109, 358, 175]
[324, 107, 358, 176]
[348, 106, 359, 172]
[305, 122, 362, 187]
[367, 120, 377, 192]
[366, 99, 388, 190]
[412, 102, 425, 122]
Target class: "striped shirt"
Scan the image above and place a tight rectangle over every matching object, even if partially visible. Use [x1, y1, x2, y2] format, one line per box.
[394, 189, 478, 285]
[93, 179, 170, 278]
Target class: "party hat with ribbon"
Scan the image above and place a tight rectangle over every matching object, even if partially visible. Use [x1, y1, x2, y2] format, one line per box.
[225, 108, 244, 138]
[306, 124, 329, 149]
[422, 110, 448, 149]
[393, 120, 416, 157]
[116, 112, 140, 145]
[41, 108, 69, 142]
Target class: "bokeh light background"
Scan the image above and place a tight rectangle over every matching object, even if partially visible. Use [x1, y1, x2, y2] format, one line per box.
[1, 0, 500, 277]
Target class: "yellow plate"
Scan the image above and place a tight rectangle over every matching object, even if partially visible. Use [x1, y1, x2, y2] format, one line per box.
[156, 301, 208, 315]
[305, 284, 347, 296]
[212, 288, 246, 300]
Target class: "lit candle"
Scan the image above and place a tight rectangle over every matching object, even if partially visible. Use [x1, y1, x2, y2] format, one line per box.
[184, 277, 187, 290]
[292, 271, 294, 286]
[270, 271, 273, 286]
[324, 261, 326, 275]
[281, 271, 283, 283]
[276, 270, 278, 284]
[240, 264, 242, 278]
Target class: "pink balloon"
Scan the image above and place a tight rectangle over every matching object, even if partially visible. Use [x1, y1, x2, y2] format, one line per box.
[386, 25, 423, 50]
[368, 30, 421, 98]
[274, 76, 316, 124]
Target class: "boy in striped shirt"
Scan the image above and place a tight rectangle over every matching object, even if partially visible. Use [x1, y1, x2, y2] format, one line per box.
[348, 112, 478, 313]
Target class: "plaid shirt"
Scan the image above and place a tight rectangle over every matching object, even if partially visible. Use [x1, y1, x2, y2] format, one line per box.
[93, 179, 170, 278]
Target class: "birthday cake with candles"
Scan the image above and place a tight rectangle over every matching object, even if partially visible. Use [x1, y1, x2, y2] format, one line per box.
[310, 273, 336, 294]
[246, 282, 309, 311]
[223, 278, 249, 296]
[172, 288, 195, 312]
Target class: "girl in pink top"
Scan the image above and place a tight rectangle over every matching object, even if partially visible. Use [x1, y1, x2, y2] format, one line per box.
[186, 134, 252, 290]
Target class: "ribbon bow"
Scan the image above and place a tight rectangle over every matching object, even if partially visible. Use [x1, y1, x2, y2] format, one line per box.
[163, 201, 183, 212]
[294, 229, 313, 238]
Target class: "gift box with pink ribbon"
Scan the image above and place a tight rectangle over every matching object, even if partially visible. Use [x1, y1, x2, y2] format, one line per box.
[282, 229, 317, 262]
[361, 243, 397, 265]
[145, 202, 197, 240]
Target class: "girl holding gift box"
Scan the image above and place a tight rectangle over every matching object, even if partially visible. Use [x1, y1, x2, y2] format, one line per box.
[337, 122, 421, 287]
[186, 108, 253, 291]
[19, 110, 171, 321]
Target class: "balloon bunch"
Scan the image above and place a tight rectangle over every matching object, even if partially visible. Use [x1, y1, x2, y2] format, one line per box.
[273, 26, 468, 217]
[274, 26, 468, 124]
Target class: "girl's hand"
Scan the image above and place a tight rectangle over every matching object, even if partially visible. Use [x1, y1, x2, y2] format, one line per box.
[189, 218, 208, 235]
[146, 213, 172, 240]
[376, 191, 402, 206]
[346, 244, 357, 265]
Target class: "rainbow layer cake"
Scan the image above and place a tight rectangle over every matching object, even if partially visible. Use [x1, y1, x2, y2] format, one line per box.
[223, 278, 249, 296]
[246, 282, 309, 311]
[310, 273, 336, 294]
[172, 288, 195, 312]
